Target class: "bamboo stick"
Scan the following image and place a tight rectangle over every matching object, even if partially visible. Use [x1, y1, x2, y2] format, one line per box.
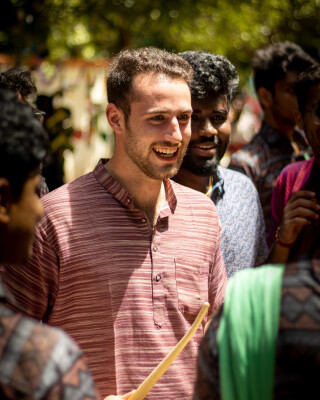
[128, 302, 210, 400]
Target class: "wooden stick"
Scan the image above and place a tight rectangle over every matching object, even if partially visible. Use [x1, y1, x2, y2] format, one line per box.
[128, 302, 210, 400]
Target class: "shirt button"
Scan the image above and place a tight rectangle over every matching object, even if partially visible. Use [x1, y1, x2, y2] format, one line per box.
[141, 218, 146, 223]
[155, 274, 161, 282]
[153, 245, 158, 252]
[126, 198, 131, 204]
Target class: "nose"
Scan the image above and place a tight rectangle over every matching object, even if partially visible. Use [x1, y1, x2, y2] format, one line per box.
[163, 117, 184, 142]
[198, 118, 217, 137]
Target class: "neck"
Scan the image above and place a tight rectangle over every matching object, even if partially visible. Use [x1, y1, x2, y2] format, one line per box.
[174, 168, 211, 194]
[105, 156, 164, 226]
[264, 114, 295, 140]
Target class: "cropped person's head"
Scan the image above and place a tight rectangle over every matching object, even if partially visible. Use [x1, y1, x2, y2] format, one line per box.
[0, 65, 37, 102]
[253, 42, 316, 95]
[0, 88, 49, 262]
[107, 47, 193, 122]
[294, 64, 320, 162]
[252, 42, 316, 129]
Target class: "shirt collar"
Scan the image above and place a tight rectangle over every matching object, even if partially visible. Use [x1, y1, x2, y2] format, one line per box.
[210, 167, 225, 203]
[93, 159, 177, 215]
[261, 122, 309, 150]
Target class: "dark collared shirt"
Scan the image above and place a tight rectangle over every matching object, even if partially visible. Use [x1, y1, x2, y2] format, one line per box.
[229, 122, 311, 233]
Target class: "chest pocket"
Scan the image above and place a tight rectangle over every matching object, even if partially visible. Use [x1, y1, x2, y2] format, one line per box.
[175, 257, 203, 321]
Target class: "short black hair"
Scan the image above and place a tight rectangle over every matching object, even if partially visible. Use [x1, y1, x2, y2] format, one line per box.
[107, 47, 193, 121]
[178, 51, 239, 106]
[0, 65, 37, 101]
[252, 41, 316, 94]
[295, 64, 320, 114]
[0, 88, 49, 198]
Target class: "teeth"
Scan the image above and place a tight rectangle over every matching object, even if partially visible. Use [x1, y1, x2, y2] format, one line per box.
[197, 144, 215, 149]
[154, 147, 177, 155]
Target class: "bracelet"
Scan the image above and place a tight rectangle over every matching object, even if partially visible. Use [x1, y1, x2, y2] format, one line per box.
[275, 226, 295, 248]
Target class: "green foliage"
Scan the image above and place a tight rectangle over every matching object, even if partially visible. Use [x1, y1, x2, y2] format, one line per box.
[1, 0, 319, 83]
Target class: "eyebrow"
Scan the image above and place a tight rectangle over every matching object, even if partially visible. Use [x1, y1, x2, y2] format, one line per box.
[146, 108, 193, 114]
[192, 109, 228, 114]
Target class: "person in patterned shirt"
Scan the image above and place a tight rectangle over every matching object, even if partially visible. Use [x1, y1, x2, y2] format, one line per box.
[194, 238, 320, 400]
[174, 51, 267, 278]
[229, 42, 316, 234]
[0, 88, 129, 400]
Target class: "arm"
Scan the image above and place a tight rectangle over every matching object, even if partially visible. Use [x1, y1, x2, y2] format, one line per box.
[2, 220, 59, 319]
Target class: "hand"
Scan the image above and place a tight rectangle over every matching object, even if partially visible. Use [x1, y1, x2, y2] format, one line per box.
[104, 390, 135, 400]
[278, 190, 320, 245]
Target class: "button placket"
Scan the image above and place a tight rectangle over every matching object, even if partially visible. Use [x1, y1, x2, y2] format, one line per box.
[152, 232, 165, 326]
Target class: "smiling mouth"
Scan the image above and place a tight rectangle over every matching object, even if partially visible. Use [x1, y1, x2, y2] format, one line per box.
[194, 143, 216, 150]
[153, 146, 180, 159]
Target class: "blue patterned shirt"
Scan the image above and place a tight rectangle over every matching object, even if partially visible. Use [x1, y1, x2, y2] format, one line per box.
[211, 166, 268, 278]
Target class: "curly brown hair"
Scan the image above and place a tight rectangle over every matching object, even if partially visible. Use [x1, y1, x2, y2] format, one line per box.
[107, 47, 193, 121]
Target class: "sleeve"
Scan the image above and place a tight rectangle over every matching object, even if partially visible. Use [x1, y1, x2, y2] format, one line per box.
[254, 187, 269, 266]
[43, 331, 99, 400]
[193, 307, 223, 400]
[1, 218, 59, 320]
[208, 217, 227, 315]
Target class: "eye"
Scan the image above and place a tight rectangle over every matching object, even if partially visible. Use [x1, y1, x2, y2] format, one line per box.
[178, 114, 191, 122]
[191, 114, 199, 121]
[211, 114, 227, 124]
[150, 115, 165, 121]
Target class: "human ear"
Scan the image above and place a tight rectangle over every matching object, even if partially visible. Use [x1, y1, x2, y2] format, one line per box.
[0, 178, 11, 224]
[257, 87, 273, 109]
[294, 109, 304, 131]
[106, 104, 125, 135]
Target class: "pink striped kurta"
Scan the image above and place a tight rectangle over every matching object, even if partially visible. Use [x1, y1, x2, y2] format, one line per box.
[2, 159, 226, 399]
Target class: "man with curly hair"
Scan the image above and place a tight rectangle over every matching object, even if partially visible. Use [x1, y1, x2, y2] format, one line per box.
[229, 42, 316, 234]
[174, 51, 268, 277]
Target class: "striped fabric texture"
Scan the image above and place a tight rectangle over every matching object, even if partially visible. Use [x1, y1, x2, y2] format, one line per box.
[2, 159, 227, 399]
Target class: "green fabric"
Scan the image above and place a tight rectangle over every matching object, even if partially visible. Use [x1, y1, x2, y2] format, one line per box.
[217, 265, 285, 400]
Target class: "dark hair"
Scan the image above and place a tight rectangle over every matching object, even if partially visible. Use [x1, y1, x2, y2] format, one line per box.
[0, 89, 49, 198]
[252, 41, 316, 94]
[0, 66, 37, 101]
[178, 51, 239, 106]
[295, 64, 320, 114]
[107, 47, 193, 120]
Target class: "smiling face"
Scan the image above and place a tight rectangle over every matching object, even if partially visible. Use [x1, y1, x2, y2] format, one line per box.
[118, 73, 192, 180]
[180, 95, 231, 176]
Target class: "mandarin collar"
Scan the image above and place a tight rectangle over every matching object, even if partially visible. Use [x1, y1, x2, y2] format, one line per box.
[93, 159, 177, 214]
